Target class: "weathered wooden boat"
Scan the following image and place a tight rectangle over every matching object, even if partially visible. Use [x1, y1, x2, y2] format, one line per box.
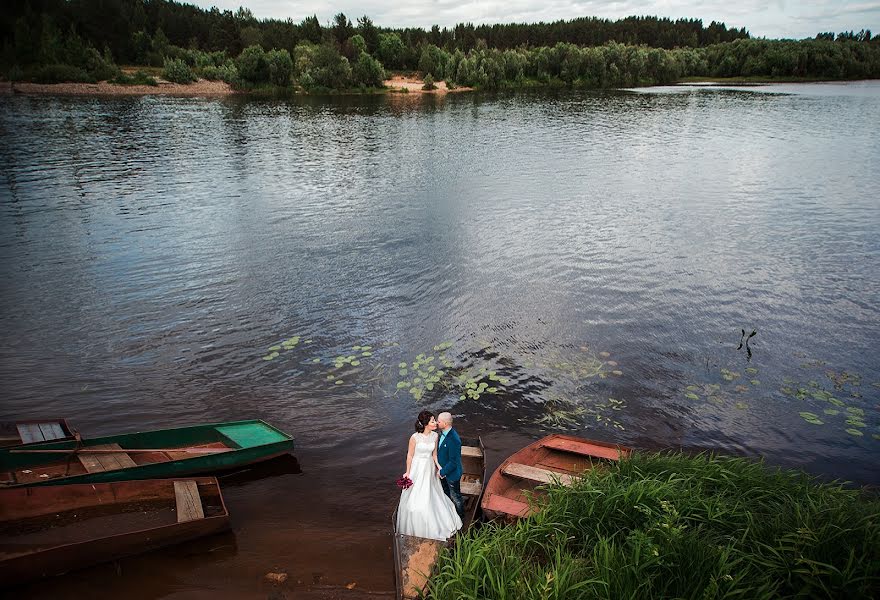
[392, 436, 486, 600]
[481, 434, 630, 521]
[0, 420, 75, 448]
[0, 477, 230, 586]
[0, 419, 293, 488]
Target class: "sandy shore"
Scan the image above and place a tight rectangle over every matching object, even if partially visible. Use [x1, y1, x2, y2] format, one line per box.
[382, 75, 471, 93]
[0, 78, 236, 97]
[1, 75, 470, 97]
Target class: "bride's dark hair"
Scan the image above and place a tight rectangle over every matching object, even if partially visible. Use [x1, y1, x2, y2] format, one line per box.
[414, 410, 434, 433]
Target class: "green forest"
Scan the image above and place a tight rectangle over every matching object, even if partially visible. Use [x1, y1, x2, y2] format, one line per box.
[2, 0, 878, 91]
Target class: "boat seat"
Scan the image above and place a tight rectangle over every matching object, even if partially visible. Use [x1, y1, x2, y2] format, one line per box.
[540, 437, 624, 461]
[460, 480, 482, 496]
[502, 462, 577, 486]
[461, 445, 483, 458]
[16, 422, 66, 444]
[174, 480, 205, 523]
[482, 493, 532, 518]
[77, 443, 138, 473]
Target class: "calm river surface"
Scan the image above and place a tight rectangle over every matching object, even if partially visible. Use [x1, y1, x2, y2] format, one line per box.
[1, 81, 879, 598]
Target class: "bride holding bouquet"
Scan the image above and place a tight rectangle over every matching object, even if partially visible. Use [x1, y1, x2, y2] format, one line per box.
[395, 410, 462, 540]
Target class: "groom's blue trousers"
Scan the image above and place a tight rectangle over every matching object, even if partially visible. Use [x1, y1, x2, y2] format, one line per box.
[441, 477, 465, 518]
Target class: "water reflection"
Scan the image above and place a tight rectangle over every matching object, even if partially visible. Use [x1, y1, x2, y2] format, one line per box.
[1, 82, 879, 596]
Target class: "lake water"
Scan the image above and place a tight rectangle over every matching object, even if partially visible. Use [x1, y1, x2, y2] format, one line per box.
[1, 81, 879, 598]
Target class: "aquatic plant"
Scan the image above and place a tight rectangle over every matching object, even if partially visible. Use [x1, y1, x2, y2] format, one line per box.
[260, 335, 312, 361]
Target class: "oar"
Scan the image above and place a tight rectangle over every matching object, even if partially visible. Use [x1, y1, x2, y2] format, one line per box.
[10, 447, 232, 454]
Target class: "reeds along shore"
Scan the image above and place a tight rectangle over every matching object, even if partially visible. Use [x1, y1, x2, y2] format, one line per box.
[429, 452, 880, 599]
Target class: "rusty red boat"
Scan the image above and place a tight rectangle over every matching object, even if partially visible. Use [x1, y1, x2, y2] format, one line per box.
[481, 434, 630, 521]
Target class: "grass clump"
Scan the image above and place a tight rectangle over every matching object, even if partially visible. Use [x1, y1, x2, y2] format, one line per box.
[111, 70, 158, 86]
[430, 452, 880, 599]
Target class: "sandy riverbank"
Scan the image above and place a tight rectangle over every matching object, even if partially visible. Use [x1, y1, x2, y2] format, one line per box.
[382, 75, 471, 93]
[1, 75, 471, 97]
[0, 78, 236, 96]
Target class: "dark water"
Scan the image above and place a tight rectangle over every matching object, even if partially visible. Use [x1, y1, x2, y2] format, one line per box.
[1, 81, 879, 598]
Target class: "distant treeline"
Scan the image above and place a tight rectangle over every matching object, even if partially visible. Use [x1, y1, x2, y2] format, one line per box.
[1, 0, 878, 90]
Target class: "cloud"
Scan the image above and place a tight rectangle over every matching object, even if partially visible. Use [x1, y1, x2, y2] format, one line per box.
[188, 0, 880, 39]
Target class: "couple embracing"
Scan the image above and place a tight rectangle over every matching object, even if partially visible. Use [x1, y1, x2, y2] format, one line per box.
[395, 410, 464, 541]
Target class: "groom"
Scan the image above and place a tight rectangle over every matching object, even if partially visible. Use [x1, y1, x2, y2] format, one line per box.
[437, 412, 464, 518]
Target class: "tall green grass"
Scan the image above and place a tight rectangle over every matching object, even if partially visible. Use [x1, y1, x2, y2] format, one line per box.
[430, 453, 880, 599]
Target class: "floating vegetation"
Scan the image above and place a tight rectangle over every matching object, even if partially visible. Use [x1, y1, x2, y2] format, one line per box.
[799, 412, 824, 425]
[321, 341, 384, 387]
[393, 341, 521, 404]
[826, 369, 861, 390]
[683, 382, 724, 404]
[720, 368, 740, 381]
[535, 398, 587, 429]
[535, 396, 625, 431]
[779, 363, 876, 441]
[261, 335, 305, 361]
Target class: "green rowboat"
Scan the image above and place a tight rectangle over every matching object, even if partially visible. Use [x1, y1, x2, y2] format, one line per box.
[0, 419, 293, 488]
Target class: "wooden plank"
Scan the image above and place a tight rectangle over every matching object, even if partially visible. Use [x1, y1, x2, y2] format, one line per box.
[502, 462, 577, 486]
[78, 452, 105, 473]
[16, 424, 44, 444]
[540, 437, 624, 461]
[174, 480, 204, 523]
[482, 493, 532, 518]
[39, 422, 66, 441]
[78, 443, 137, 473]
[460, 480, 482, 496]
[461, 445, 483, 458]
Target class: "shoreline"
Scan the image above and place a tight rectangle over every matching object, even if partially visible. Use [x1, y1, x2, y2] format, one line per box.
[0, 78, 237, 97]
[2, 75, 870, 98]
[0, 75, 472, 98]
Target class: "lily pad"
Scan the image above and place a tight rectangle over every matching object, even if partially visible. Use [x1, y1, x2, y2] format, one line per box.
[269, 345, 281, 352]
[750, 380, 760, 386]
[685, 392, 700, 401]
[799, 412, 824, 425]
[846, 428, 863, 437]
[334, 380, 343, 385]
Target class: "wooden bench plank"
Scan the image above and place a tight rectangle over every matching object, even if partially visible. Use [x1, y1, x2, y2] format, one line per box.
[39, 422, 66, 441]
[78, 443, 137, 473]
[482, 493, 532, 518]
[461, 445, 483, 458]
[540, 437, 624, 461]
[174, 480, 204, 523]
[502, 462, 577, 486]
[460, 480, 482, 496]
[17, 424, 44, 444]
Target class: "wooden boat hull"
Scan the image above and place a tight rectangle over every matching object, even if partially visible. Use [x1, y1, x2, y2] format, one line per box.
[0, 420, 75, 448]
[0, 477, 230, 586]
[481, 434, 629, 521]
[392, 436, 486, 600]
[0, 419, 294, 488]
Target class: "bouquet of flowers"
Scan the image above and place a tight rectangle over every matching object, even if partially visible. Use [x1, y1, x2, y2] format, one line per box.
[396, 475, 413, 490]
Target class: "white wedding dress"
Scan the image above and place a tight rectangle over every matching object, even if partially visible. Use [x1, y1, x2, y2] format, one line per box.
[396, 431, 463, 541]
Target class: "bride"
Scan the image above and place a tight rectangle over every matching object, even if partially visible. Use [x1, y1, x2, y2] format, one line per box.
[396, 410, 463, 541]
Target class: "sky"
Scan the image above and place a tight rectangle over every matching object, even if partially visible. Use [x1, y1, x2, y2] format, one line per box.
[187, 0, 880, 40]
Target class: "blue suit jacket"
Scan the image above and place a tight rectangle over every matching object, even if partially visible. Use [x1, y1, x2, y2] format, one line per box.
[438, 428, 462, 482]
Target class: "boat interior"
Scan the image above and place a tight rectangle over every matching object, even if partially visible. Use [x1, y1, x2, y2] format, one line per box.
[0, 478, 225, 560]
[0, 422, 286, 486]
[485, 436, 627, 518]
